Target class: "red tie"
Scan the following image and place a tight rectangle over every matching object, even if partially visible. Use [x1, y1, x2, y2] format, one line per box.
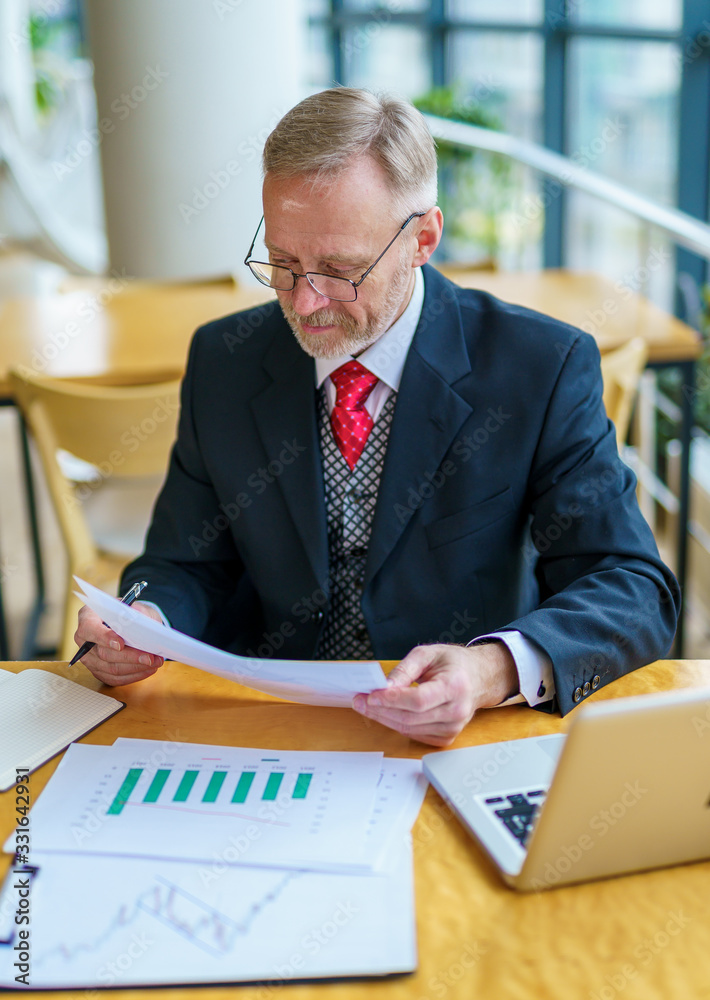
[330, 360, 379, 471]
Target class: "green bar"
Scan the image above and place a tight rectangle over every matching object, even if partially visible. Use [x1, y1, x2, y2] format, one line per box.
[292, 773, 313, 799]
[143, 769, 171, 803]
[203, 771, 227, 803]
[107, 768, 143, 815]
[232, 771, 256, 804]
[173, 770, 199, 802]
[262, 772, 284, 801]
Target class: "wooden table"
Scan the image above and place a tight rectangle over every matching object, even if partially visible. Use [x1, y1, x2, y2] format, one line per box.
[440, 268, 701, 363]
[1, 657, 709, 999]
[0, 269, 701, 659]
[0, 270, 700, 399]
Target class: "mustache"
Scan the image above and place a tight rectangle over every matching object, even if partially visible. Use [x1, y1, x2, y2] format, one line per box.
[280, 301, 364, 337]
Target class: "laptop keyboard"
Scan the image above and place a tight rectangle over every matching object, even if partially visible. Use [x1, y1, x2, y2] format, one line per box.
[483, 788, 547, 847]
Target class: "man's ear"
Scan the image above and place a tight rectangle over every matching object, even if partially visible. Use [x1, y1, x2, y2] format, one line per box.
[412, 207, 444, 267]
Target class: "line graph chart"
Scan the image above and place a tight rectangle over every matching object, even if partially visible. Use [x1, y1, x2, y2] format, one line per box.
[10, 848, 414, 988]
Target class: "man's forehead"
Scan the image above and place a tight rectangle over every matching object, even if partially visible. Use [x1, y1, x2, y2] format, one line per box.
[263, 160, 395, 231]
[263, 198, 391, 258]
[263, 220, 375, 262]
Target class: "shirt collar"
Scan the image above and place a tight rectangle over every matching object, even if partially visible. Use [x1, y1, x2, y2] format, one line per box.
[314, 266, 425, 392]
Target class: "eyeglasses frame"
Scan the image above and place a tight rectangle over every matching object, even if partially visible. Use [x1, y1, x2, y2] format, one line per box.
[243, 211, 426, 302]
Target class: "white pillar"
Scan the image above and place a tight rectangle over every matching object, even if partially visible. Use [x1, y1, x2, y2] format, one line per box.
[86, 0, 306, 281]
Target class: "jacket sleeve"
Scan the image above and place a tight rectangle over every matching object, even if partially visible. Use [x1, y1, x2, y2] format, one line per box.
[120, 332, 246, 640]
[499, 332, 680, 716]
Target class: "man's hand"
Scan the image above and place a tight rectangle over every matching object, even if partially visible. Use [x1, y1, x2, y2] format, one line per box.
[73, 602, 165, 686]
[352, 642, 519, 746]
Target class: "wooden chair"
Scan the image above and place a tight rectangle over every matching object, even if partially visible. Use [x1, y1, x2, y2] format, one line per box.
[600, 337, 648, 449]
[9, 368, 181, 660]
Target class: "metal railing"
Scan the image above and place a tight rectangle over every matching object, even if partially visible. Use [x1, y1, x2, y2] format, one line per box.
[423, 115, 710, 261]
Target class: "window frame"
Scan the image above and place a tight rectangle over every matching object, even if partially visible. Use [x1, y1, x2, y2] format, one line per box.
[310, 0, 710, 304]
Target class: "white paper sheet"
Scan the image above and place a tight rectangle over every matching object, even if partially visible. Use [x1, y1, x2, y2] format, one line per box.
[0, 842, 417, 988]
[75, 578, 388, 707]
[9, 741, 389, 872]
[109, 738, 428, 873]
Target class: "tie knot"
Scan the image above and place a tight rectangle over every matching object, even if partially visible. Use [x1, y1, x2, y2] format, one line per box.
[330, 360, 378, 411]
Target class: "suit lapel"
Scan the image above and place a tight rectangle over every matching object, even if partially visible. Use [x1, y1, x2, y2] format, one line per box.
[249, 331, 329, 591]
[365, 267, 473, 587]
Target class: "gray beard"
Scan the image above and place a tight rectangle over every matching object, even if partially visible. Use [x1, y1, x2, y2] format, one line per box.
[279, 259, 413, 360]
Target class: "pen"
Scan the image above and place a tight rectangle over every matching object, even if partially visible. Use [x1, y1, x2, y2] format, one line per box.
[69, 581, 148, 666]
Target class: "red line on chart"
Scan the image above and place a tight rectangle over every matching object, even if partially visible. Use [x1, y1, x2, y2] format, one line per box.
[124, 802, 291, 826]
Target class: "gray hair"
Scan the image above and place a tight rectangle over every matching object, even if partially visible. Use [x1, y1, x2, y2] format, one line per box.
[262, 88, 438, 218]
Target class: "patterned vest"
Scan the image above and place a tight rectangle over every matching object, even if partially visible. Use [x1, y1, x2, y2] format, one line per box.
[316, 386, 397, 659]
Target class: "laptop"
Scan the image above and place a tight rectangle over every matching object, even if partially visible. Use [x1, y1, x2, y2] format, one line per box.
[422, 686, 710, 891]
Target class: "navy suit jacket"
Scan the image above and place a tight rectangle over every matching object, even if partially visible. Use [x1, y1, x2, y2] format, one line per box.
[122, 264, 679, 715]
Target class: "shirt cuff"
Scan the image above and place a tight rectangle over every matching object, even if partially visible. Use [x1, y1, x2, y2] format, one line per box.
[137, 601, 170, 628]
[467, 630, 555, 708]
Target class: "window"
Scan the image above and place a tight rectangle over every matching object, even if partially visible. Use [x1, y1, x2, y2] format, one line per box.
[308, 0, 709, 310]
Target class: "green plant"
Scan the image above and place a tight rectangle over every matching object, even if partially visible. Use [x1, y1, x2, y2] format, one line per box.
[413, 85, 514, 263]
[28, 9, 83, 115]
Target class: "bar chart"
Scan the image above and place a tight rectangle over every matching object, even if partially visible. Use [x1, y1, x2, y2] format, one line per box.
[24, 741, 384, 869]
[106, 762, 315, 816]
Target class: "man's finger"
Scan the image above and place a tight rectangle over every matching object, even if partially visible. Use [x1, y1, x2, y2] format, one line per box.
[75, 608, 125, 652]
[366, 675, 451, 713]
[93, 644, 163, 668]
[353, 703, 469, 746]
[386, 644, 445, 687]
[353, 692, 461, 728]
[90, 664, 160, 686]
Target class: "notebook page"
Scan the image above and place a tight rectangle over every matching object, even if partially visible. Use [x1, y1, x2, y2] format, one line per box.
[0, 669, 124, 791]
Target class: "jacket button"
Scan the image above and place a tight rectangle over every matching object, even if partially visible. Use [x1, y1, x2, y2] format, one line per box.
[310, 610, 324, 623]
[573, 686, 583, 703]
[592, 674, 601, 689]
[583, 681, 591, 696]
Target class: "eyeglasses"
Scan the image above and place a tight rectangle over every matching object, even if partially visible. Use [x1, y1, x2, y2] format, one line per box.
[244, 211, 425, 303]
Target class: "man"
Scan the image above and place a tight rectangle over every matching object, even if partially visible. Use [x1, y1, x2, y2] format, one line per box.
[75, 88, 679, 746]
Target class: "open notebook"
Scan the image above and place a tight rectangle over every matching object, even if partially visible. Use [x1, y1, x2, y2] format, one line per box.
[0, 668, 124, 790]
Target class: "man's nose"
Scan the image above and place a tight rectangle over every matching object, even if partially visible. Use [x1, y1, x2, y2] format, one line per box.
[291, 275, 331, 316]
